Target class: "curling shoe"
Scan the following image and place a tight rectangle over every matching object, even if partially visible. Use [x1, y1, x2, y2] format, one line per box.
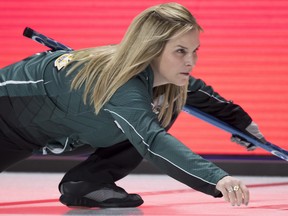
[59, 181, 144, 208]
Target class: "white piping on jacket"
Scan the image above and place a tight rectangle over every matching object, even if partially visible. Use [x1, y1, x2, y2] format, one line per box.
[198, 89, 227, 103]
[0, 79, 44, 87]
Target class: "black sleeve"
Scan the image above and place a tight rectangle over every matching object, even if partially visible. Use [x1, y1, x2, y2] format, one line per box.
[186, 76, 252, 131]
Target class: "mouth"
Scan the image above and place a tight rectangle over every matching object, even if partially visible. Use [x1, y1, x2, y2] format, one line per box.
[180, 72, 190, 76]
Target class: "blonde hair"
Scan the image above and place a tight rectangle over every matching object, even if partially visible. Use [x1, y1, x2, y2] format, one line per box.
[67, 2, 202, 127]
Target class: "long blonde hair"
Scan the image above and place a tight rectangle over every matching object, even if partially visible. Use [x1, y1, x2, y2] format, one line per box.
[67, 3, 202, 127]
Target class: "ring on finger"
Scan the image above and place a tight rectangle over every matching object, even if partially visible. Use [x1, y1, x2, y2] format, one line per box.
[227, 187, 233, 193]
[233, 185, 240, 191]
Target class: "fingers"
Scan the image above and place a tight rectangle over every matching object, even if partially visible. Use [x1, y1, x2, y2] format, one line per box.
[216, 176, 250, 206]
[234, 186, 243, 206]
[239, 182, 250, 206]
[227, 184, 248, 206]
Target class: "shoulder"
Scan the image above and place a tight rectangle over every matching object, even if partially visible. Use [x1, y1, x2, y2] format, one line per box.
[121, 68, 153, 94]
[109, 68, 154, 107]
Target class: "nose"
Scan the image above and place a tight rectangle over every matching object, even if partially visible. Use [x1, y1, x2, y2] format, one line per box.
[185, 53, 196, 68]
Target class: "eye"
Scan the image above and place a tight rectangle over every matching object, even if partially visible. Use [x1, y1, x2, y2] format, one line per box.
[193, 47, 199, 54]
[176, 48, 186, 54]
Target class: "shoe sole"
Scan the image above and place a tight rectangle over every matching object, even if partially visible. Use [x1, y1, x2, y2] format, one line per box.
[59, 194, 144, 208]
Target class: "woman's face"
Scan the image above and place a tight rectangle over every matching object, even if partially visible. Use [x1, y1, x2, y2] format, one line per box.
[151, 29, 200, 87]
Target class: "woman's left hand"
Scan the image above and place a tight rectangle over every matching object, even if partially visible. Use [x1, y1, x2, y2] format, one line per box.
[216, 176, 250, 206]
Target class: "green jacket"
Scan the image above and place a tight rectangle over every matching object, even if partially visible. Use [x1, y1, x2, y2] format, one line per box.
[0, 51, 252, 197]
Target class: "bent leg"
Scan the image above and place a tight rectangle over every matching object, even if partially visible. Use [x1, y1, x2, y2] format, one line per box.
[59, 140, 144, 208]
[60, 140, 143, 185]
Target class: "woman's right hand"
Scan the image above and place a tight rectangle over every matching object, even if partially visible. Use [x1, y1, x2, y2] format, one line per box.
[216, 176, 250, 206]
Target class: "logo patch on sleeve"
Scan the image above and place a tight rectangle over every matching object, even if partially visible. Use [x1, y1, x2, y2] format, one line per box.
[54, 53, 73, 71]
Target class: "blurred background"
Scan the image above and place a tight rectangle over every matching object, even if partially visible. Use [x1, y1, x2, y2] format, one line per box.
[1, 0, 288, 173]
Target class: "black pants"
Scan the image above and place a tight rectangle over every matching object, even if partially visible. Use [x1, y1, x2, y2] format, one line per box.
[59, 140, 143, 186]
[0, 137, 33, 172]
[0, 137, 142, 183]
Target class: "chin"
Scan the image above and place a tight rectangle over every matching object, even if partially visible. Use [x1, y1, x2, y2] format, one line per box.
[175, 80, 189, 86]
